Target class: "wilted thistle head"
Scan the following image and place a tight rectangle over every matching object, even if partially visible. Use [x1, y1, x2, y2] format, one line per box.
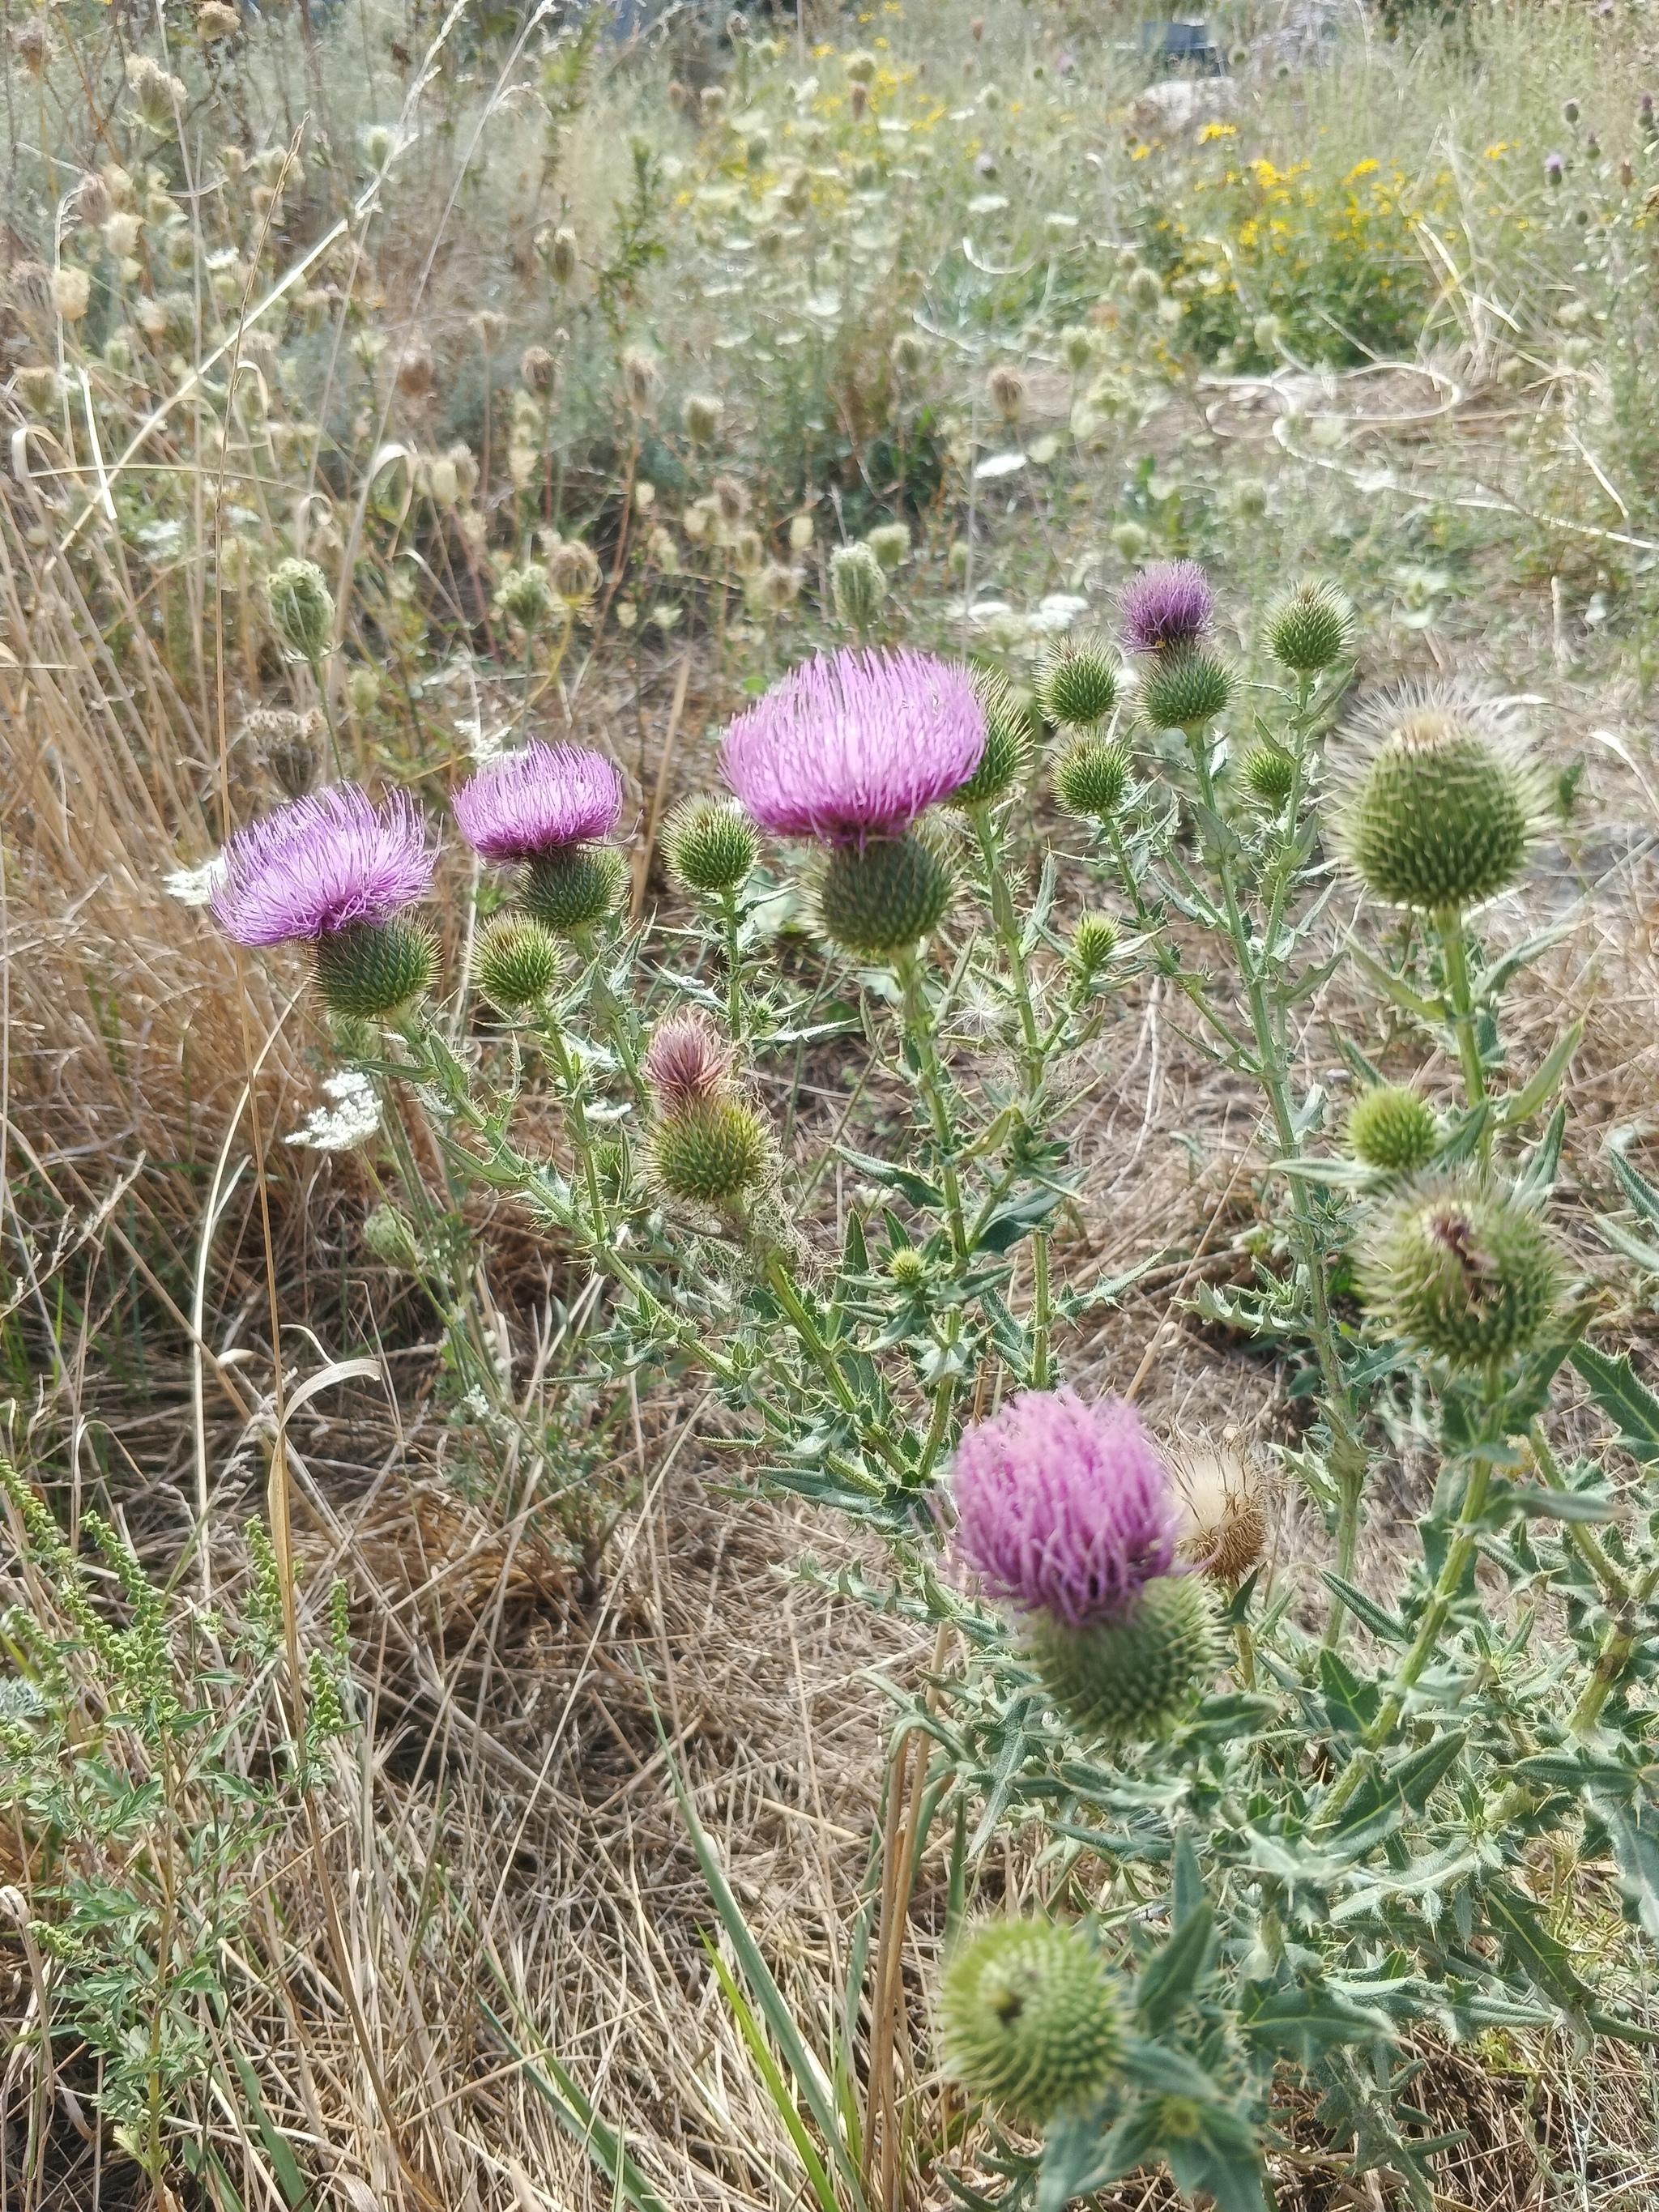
[663, 795, 759, 894]
[1054, 735, 1132, 821]
[453, 741, 623, 865]
[548, 539, 603, 606]
[1241, 741, 1296, 809]
[14, 16, 50, 72]
[1170, 1436, 1268, 1583]
[472, 915, 562, 1012]
[753, 561, 801, 613]
[850, 79, 870, 120]
[1141, 649, 1231, 733]
[9, 261, 53, 318]
[1357, 1174, 1566, 1370]
[722, 646, 984, 843]
[682, 390, 723, 444]
[15, 364, 60, 412]
[987, 363, 1026, 420]
[1346, 1083, 1438, 1174]
[866, 521, 911, 572]
[494, 564, 555, 633]
[712, 475, 748, 529]
[1120, 558, 1213, 655]
[643, 1011, 734, 1113]
[267, 558, 335, 664]
[957, 667, 1034, 807]
[51, 266, 91, 322]
[546, 226, 579, 283]
[211, 783, 437, 986]
[830, 542, 885, 633]
[621, 347, 657, 410]
[520, 344, 557, 394]
[940, 1920, 1122, 2125]
[1265, 579, 1355, 675]
[1333, 684, 1550, 914]
[1038, 642, 1119, 731]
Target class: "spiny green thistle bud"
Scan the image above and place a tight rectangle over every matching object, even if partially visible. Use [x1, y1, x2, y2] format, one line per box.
[494, 563, 555, 632]
[650, 1097, 769, 1204]
[1265, 579, 1355, 675]
[362, 1203, 422, 1270]
[866, 521, 911, 572]
[1038, 643, 1120, 731]
[1054, 735, 1132, 821]
[1028, 1572, 1218, 1745]
[473, 914, 563, 1011]
[1336, 688, 1547, 914]
[663, 796, 758, 895]
[1140, 648, 1231, 733]
[957, 669, 1033, 807]
[820, 832, 950, 955]
[940, 1920, 1123, 2125]
[313, 918, 436, 1020]
[1070, 912, 1117, 977]
[1111, 519, 1151, 562]
[1346, 1084, 1437, 1174]
[1241, 741, 1296, 808]
[682, 390, 723, 444]
[888, 1246, 926, 1287]
[830, 541, 885, 633]
[267, 557, 335, 663]
[522, 843, 624, 934]
[1356, 1174, 1566, 1370]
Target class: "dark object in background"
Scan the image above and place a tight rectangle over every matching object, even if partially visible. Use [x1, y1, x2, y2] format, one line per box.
[1140, 19, 1222, 74]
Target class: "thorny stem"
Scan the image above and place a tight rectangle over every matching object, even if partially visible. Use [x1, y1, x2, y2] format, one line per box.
[893, 946, 968, 1265]
[1438, 911, 1490, 1151]
[719, 889, 745, 1042]
[762, 1251, 911, 1483]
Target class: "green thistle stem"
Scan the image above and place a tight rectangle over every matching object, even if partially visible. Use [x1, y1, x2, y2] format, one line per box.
[1437, 912, 1489, 1149]
[763, 1251, 910, 1483]
[719, 889, 745, 1042]
[893, 947, 968, 1264]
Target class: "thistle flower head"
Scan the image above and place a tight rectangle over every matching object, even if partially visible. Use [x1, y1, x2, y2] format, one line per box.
[1120, 559, 1213, 655]
[1170, 1435, 1269, 1583]
[940, 1920, 1122, 2124]
[1356, 1172, 1566, 1370]
[952, 1390, 1179, 1628]
[721, 647, 985, 844]
[643, 1012, 734, 1113]
[211, 785, 437, 946]
[1346, 1083, 1438, 1174]
[453, 742, 624, 864]
[1265, 578, 1355, 675]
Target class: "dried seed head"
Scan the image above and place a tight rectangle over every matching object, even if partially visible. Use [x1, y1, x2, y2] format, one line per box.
[1170, 1437, 1269, 1583]
[987, 363, 1026, 420]
[520, 344, 557, 394]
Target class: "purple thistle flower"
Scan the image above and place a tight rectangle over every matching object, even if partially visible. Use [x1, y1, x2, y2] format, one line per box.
[952, 1390, 1180, 1628]
[1120, 560, 1214, 655]
[453, 741, 624, 863]
[1543, 150, 1565, 185]
[720, 647, 986, 845]
[211, 784, 437, 947]
[644, 1012, 733, 1112]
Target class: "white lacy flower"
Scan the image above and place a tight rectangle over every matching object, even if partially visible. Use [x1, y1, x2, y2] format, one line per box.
[454, 714, 512, 764]
[162, 855, 228, 906]
[286, 1072, 382, 1153]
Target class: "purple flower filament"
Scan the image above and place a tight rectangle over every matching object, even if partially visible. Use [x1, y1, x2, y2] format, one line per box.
[952, 1390, 1181, 1627]
[211, 784, 437, 947]
[720, 646, 986, 845]
[453, 742, 624, 864]
[1120, 560, 1214, 657]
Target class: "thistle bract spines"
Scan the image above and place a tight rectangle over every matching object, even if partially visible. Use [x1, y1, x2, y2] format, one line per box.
[1026, 1573, 1218, 1746]
[1241, 741, 1296, 808]
[314, 918, 436, 1020]
[663, 796, 758, 895]
[1339, 698, 1546, 914]
[957, 670, 1032, 807]
[650, 1097, 768, 1204]
[1070, 912, 1117, 978]
[1054, 735, 1131, 821]
[1140, 648, 1232, 733]
[1265, 579, 1355, 674]
[1346, 1084, 1437, 1174]
[1357, 1175, 1566, 1370]
[820, 833, 951, 955]
[1038, 642, 1119, 731]
[473, 915, 563, 1012]
[940, 1920, 1122, 2125]
[522, 844, 624, 934]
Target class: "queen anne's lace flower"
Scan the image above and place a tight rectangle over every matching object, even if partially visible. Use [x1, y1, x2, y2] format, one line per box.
[285, 1072, 383, 1153]
[211, 786, 436, 946]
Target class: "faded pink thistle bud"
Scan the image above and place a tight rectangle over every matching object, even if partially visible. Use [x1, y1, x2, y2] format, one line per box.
[211, 785, 437, 946]
[720, 647, 985, 844]
[452, 741, 624, 863]
[952, 1391, 1179, 1626]
[643, 1012, 734, 1112]
[1120, 559, 1214, 655]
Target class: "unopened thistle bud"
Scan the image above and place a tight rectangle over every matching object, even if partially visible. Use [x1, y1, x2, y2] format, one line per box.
[651, 1097, 769, 1204]
[494, 564, 555, 631]
[940, 1920, 1122, 2125]
[1357, 1174, 1566, 1370]
[830, 541, 885, 633]
[348, 665, 382, 718]
[957, 669, 1033, 807]
[821, 833, 952, 954]
[548, 539, 603, 607]
[987, 363, 1026, 420]
[1265, 579, 1355, 675]
[1111, 519, 1149, 562]
[664, 796, 759, 894]
[1171, 1438, 1268, 1583]
[1335, 684, 1549, 914]
[1140, 648, 1231, 733]
[1346, 1083, 1438, 1174]
[1054, 735, 1131, 821]
[1069, 912, 1117, 978]
[522, 843, 624, 934]
[1038, 643, 1119, 731]
[267, 558, 335, 664]
[520, 344, 557, 394]
[547, 227, 578, 284]
[866, 522, 910, 571]
[888, 1246, 926, 1287]
[731, 528, 764, 576]
[682, 390, 723, 444]
[314, 918, 437, 1020]
[473, 915, 563, 1011]
[1241, 741, 1296, 808]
